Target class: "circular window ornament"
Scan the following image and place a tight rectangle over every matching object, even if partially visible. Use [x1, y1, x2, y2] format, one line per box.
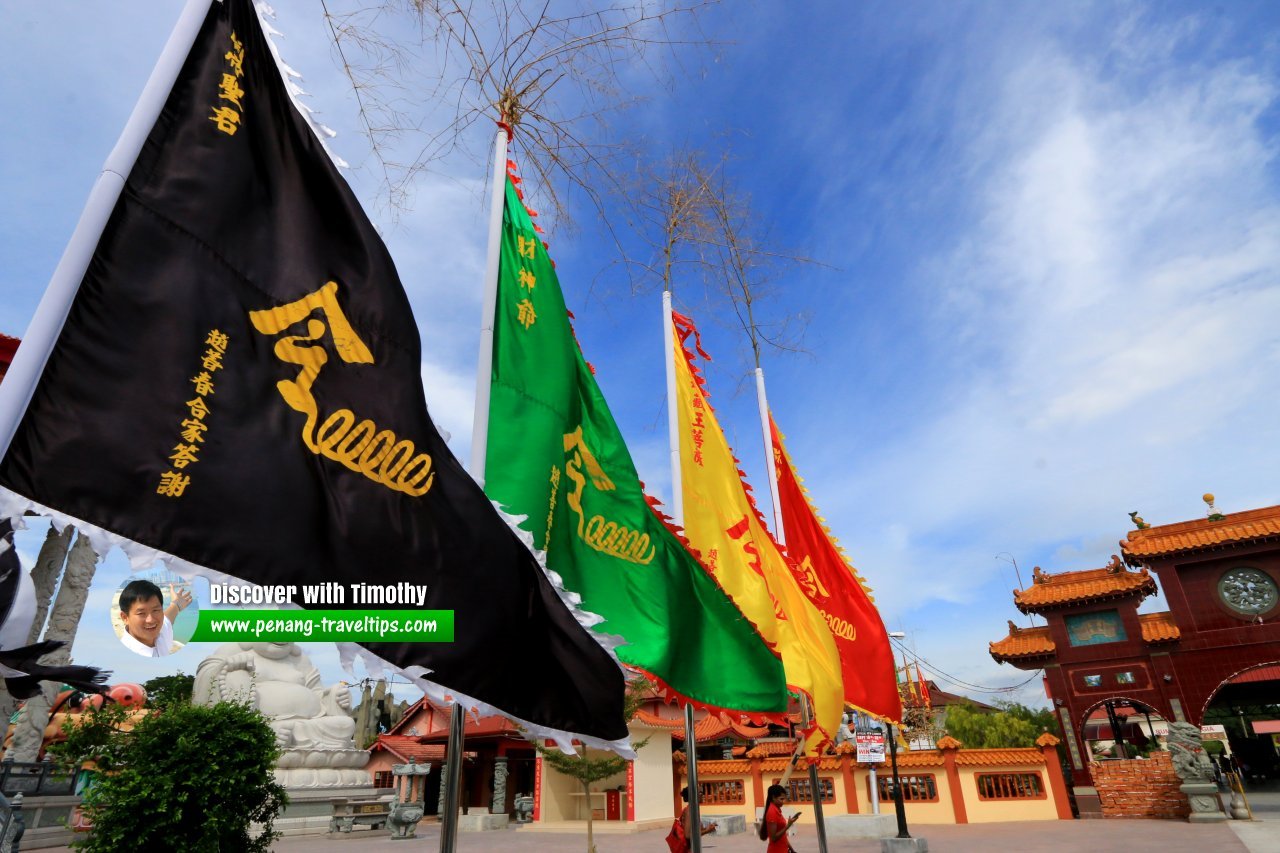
[1218, 567, 1279, 616]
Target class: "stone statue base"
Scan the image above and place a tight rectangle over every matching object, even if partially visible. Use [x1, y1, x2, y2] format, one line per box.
[274, 748, 371, 789]
[1180, 782, 1226, 823]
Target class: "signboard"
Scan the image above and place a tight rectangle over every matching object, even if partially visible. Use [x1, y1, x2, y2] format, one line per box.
[533, 756, 542, 822]
[1201, 724, 1229, 744]
[626, 761, 635, 822]
[856, 732, 886, 764]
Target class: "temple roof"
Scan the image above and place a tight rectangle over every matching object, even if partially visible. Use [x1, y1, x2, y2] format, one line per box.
[1138, 611, 1181, 643]
[1012, 556, 1156, 613]
[989, 611, 1180, 663]
[631, 708, 770, 743]
[988, 624, 1055, 661]
[1121, 504, 1280, 563]
[369, 736, 456, 763]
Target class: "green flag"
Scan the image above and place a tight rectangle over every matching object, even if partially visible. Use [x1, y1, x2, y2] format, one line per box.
[485, 175, 787, 715]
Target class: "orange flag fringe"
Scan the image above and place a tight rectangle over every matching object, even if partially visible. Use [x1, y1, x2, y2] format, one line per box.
[670, 310, 844, 754]
[770, 415, 904, 724]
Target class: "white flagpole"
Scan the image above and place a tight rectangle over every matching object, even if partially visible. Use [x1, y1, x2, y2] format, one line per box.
[448, 124, 509, 853]
[755, 366, 829, 853]
[662, 290, 683, 524]
[663, 291, 703, 852]
[467, 124, 511, 486]
[753, 367, 785, 545]
[0, 0, 213, 464]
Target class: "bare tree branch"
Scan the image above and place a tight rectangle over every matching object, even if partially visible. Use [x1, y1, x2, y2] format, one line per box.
[321, 0, 719, 228]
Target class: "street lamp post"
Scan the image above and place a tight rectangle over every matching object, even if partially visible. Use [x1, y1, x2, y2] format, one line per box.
[886, 631, 912, 841]
[886, 722, 911, 839]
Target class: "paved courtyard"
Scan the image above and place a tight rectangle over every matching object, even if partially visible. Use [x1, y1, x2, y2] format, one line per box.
[35, 781, 1280, 852]
[259, 816, 1260, 853]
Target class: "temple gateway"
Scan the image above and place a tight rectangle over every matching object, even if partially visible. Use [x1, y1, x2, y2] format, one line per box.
[990, 501, 1280, 817]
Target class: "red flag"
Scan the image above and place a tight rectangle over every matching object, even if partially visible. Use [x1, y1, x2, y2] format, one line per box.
[770, 415, 903, 723]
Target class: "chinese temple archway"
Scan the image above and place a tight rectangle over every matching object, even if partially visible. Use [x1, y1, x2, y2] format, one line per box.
[989, 503, 1280, 817]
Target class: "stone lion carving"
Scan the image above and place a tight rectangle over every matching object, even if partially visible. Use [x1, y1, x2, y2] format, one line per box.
[1166, 721, 1214, 783]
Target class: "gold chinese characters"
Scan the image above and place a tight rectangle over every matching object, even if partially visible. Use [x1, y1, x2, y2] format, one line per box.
[210, 31, 247, 136]
[157, 330, 229, 498]
[248, 281, 435, 498]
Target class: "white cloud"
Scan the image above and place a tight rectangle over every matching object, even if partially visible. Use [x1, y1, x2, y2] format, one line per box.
[810, 13, 1280, 663]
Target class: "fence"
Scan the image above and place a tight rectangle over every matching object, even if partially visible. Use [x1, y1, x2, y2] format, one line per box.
[0, 759, 74, 798]
[676, 733, 1073, 825]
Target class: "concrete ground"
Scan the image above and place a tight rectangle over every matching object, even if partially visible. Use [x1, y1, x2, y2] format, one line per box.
[36, 780, 1280, 852]
[254, 818, 1253, 853]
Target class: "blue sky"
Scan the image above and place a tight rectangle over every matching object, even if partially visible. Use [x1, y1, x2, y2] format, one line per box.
[3, 1, 1279, 712]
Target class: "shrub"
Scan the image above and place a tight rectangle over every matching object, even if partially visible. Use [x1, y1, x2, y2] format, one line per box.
[68, 701, 286, 852]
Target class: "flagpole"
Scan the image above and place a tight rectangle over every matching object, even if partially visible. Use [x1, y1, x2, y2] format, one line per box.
[439, 702, 466, 853]
[753, 367, 786, 542]
[468, 123, 511, 486]
[661, 290, 683, 523]
[0, 0, 213, 464]
[449, 122, 509, 853]
[754, 367, 828, 853]
[663, 292, 702, 853]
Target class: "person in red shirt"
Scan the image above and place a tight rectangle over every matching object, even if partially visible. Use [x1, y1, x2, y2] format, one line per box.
[762, 784, 800, 852]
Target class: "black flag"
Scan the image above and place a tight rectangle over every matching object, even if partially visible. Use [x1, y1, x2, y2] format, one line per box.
[0, 0, 625, 745]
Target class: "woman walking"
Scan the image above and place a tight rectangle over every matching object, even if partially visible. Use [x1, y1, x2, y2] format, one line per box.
[761, 784, 801, 852]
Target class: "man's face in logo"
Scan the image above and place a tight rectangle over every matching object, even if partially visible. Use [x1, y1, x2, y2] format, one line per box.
[122, 594, 164, 647]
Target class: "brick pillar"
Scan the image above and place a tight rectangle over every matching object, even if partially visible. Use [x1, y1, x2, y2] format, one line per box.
[937, 735, 968, 825]
[747, 746, 766, 816]
[838, 746, 859, 813]
[673, 750, 685, 815]
[1038, 733, 1073, 820]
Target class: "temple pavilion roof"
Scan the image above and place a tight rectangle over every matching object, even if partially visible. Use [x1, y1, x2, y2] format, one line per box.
[631, 708, 770, 743]
[1121, 504, 1280, 564]
[369, 736, 459, 763]
[1011, 555, 1156, 614]
[989, 611, 1180, 663]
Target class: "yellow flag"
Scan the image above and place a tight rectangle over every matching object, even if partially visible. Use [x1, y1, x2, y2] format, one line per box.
[670, 310, 844, 753]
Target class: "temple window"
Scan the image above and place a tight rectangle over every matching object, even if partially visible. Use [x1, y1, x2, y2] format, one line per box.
[976, 773, 1045, 800]
[872, 774, 937, 803]
[774, 777, 835, 804]
[698, 780, 744, 805]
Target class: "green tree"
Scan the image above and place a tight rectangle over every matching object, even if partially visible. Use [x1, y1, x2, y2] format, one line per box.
[58, 702, 286, 852]
[534, 677, 650, 853]
[995, 700, 1060, 735]
[47, 701, 134, 774]
[140, 673, 195, 712]
[943, 702, 1040, 749]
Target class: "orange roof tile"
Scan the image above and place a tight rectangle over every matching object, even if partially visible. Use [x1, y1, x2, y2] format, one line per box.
[989, 622, 1056, 662]
[1121, 505, 1280, 561]
[370, 736, 452, 763]
[952, 748, 1044, 766]
[894, 751, 945, 768]
[1139, 611, 1180, 643]
[751, 740, 802, 756]
[632, 708, 770, 743]
[1013, 557, 1156, 613]
[990, 611, 1179, 662]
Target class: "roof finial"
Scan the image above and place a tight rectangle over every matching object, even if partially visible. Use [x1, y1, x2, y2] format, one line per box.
[1203, 493, 1225, 522]
[1128, 511, 1149, 530]
[1032, 565, 1047, 584]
